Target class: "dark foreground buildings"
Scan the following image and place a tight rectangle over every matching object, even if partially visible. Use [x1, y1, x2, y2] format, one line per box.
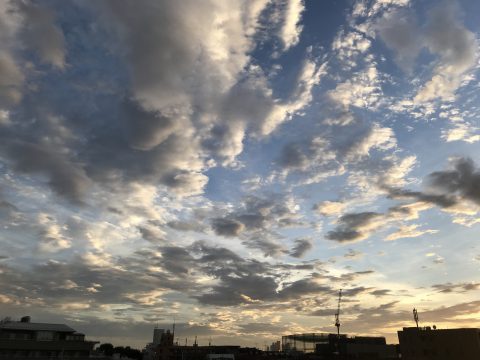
[0, 316, 97, 359]
[397, 326, 480, 360]
[145, 329, 399, 360]
[282, 333, 398, 359]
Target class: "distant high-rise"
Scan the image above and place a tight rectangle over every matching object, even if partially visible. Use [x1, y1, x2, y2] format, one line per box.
[153, 328, 165, 345]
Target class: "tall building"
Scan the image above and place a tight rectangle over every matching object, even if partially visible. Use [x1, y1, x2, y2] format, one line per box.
[268, 340, 281, 352]
[153, 328, 165, 345]
[0, 316, 98, 359]
[398, 326, 480, 360]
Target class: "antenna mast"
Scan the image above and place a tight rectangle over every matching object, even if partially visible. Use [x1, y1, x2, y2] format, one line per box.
[334, 289, 342, 337]
[173, 316, 176, 338]
[413, 308, 419, 329]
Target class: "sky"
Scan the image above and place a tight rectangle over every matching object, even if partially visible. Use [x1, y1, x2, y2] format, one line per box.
[0, 0, 480, 349]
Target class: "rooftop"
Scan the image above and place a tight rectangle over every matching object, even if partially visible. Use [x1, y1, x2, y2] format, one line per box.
[0, 321, 76, 333]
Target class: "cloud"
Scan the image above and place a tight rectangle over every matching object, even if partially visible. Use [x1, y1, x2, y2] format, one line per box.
[37, 213, 72, 253]
[121, 99, 178, 151]
[415, 2, 477, 103]
[326, 212, 383, 242]
[278, 143, 309, 170]
[325, 158, 480, 243]
[385, 224, 437, 241]
[328, 66, 382, 110]
[332, 30, 371, 68]
[386, 157, 480, 216]
[0, 52, 23, 107]
[3, 141, 91, 203]
[375, 9, 422, 72]
[428, 157, 480, 205]
[441, 121, 480, 144]
[278, 0, 305, 50]
[376, 1, 477, 103]
[257, 58, 326, 136]
[208, 194, 303, 256]
[432, 282, 480, 294]
[344, 123, 396, 160]
[314, 201, 347, 216]
[100, 0, 264, 111]
[0, 1, 23, 107]
[211, 218, 245, 237]
[18, 1, 66, 69]
[344, 249, 363, 260]
[289, 238, 313, 258]
[275, 136, 339, 185]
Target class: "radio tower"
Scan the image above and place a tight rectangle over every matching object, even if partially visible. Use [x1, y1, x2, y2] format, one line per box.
[334, 289, 342, 337]
[413, 308, 419, 329]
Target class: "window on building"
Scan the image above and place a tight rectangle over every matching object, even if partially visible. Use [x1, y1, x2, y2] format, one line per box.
[36, 331, 54, 341]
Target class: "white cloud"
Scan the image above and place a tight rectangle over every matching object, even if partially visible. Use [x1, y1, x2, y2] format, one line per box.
[258, 58, 326, 136]
[368, 0, 410, 17]
[332, 30, 371, 68]
[441, 121, 480, 144]
[328, 65, 382, 109]
[386, 224, 438, 241]
[346, 123, 396, 160]
[37, 213, 72, 253]
[279, 0, 305, 50]
[314, 201, 347, 216]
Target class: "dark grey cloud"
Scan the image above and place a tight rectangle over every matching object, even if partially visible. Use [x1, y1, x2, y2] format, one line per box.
[289, 238, 313, 258]
[325, 157, 480, 243]
[208, 194, 302, 256]
[236, 322, 289, 335]
[386, 188, 456, 208]
[431, 282, 480, 293]
[376, 9, 422, 72]
[211, 218, 245, 237]
[370, 289, 391, 297]
[137, 225, 165, 244]
[121, 99, 177, 151]
[4, 141, 91, 203]
[428, 157, 480, 205]
[324, 270, 375, 283]
[167, 220, 206, 233]
[0, 199, 19, 221]
[387, 157, 480, 208]
[196, 275, 278, 306]
[0, 53, 23, 107]
[278, 143, 308, 169]
[278, 278, 332, 300]
[18, 1, 66, 69]
[326, 212, 381, 242]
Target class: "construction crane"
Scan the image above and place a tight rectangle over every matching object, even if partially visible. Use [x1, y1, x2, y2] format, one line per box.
[334, 289, 342, 337]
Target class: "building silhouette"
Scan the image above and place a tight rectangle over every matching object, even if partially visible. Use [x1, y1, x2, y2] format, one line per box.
[398, 326, 480, 360]
[282, 333, 398, 359]
[0, 316, 97, 359]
